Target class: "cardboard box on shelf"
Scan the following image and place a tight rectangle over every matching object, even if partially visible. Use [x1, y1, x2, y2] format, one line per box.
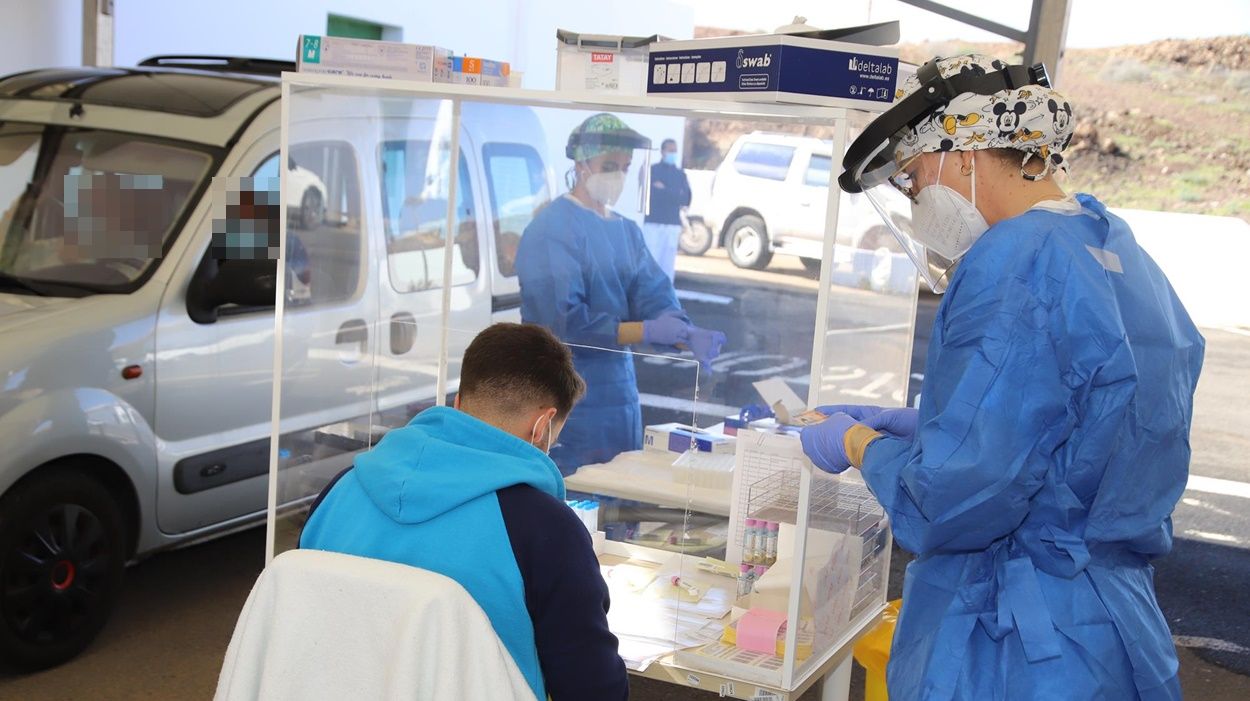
[296, 34, 451, 83]
[647, 31, 899, 110]
[557, 29, 666, 95]
[451, 56, 511, 87]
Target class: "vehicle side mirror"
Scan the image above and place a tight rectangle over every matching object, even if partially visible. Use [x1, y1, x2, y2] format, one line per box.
[188, 256, 277, 323]
[288, 156, 297, 171]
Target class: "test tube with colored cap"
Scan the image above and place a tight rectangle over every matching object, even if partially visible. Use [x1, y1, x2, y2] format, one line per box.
[743, 519, 758, 564]
[750, 519, 766, 564]
[737, 563, 752, 597]
[579, 501, 593, 533]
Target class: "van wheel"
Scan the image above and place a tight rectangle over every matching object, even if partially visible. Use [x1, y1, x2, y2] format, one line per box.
[299, 189, 323, 230]
[726, 215, 773, 270]
[679, 219, 713, 256]
[0, 469, 126, 671]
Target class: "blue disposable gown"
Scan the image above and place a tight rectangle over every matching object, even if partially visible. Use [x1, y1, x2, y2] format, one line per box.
[516, 195, 680, 474]
[862, 195, 1204, 701]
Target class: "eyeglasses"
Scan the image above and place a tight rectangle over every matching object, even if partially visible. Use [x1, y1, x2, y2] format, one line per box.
[888, 154, 923, 203]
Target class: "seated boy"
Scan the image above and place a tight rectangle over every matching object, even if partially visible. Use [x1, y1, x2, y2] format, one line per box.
[300, 323, 627, 700]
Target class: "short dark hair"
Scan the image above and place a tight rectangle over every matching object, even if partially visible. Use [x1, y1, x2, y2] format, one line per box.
[661, 138, 677, 151]
[460, 323, 586, 419]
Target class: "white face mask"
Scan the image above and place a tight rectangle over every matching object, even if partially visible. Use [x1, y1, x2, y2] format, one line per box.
[531, 414, 554, 455]
[910, 152, 990, 260]
[583, 170, 626, 207]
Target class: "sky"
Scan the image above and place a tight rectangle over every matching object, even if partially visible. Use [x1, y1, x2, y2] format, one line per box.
[673, 0, 1250, 48]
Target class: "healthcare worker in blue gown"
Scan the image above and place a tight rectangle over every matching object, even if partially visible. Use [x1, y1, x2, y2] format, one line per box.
[516, 114, 726, 476]
[804, 55, 1204, 701]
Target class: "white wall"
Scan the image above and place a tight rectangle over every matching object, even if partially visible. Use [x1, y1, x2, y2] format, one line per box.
[105, 0, 693, 89]
[0, 0, 82, 75]
[1, 1, 693, 87]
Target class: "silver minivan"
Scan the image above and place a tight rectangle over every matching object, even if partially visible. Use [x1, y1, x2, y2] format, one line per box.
[0, 57, 551, 669]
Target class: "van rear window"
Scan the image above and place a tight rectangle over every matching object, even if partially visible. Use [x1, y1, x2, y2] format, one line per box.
[378, 141, 479, 293]
[483, 143, 549, 278]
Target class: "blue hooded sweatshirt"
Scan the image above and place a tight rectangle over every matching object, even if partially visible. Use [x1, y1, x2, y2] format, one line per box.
[300, 406, 627, 700]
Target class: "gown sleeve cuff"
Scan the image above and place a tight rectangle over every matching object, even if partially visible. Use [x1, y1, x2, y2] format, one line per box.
[844, 424, 883, 468]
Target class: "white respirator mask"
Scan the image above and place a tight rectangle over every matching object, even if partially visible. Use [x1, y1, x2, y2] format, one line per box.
[584, 170, 627, 207]
[910, 152, 990, 261]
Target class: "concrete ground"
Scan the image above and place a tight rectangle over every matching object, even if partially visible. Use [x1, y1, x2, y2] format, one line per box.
[0, 526, 1246, 700]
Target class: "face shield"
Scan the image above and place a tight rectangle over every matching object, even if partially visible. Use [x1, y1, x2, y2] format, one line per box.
[850, 142, 959, 293]
[566, 116, 652, 213]
[839, 59, 1053, 293]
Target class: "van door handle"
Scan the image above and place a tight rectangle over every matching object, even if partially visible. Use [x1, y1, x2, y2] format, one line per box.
[335, 319, 368, 354]
[390, 312, 417, 355]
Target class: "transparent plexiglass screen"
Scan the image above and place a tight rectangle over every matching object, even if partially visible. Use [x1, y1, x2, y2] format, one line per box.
[270, 80, 907, 680]
[793, 469, 891, 681]
[271, 87, 461, 553]
[811, 126, 919, 411]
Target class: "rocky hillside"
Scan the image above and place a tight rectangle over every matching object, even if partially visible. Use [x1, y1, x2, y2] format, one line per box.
[685, 32, 1250, 223]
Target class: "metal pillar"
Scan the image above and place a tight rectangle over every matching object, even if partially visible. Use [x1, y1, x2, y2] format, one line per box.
[1025, 0, 1073, 84]
[896, 0, 1072, 85]
[82, 0, 114, 67]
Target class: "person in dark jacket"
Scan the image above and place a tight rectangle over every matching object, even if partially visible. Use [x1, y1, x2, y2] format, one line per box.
[642, 138, 691, 280]
[300, 323, 628, 701]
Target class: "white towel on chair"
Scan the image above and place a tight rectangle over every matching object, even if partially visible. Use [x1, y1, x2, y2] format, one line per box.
[215, 549, 537, 701]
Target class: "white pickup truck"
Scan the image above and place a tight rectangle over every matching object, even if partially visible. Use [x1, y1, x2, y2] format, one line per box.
[681, 131, 905, 273]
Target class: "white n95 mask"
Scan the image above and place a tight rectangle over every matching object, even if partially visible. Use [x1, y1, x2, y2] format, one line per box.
[910, 152, 990, 260]
[584, 170, 627, 207]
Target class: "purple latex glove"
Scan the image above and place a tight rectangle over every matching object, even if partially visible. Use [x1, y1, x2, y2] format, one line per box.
[800, 412, 857, 474]
[813, 404, 884, 422]
[688, 326, 727, 372]
[643, 309, 691, 346]
[863, 407, 918, 440]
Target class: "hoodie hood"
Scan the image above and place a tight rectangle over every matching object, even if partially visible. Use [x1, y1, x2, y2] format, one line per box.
[353, 406, 565, 524]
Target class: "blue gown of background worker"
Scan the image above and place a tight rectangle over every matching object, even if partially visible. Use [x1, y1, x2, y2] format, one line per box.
[517, 195, 678, 474]
[862, 196, 1204, 700]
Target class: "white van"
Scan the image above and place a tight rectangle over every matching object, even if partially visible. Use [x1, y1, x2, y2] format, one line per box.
[0, 57, 551, 669]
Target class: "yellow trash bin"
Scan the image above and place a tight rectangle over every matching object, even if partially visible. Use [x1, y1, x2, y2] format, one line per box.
[853, 599, 901, 701]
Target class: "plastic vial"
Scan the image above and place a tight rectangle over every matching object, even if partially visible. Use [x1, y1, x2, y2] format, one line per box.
[764, 521, 779, 565]
[754, 564, 769, 579]
[750, 519, 767, 564]
[742, 518, 759, 564]
[579, 501, 592, 532]
[738, 563, 753, 597]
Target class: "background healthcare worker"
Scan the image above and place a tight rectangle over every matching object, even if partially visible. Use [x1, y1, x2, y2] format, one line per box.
[516, 113, 726, 475]
[803, 55, 1205, 700]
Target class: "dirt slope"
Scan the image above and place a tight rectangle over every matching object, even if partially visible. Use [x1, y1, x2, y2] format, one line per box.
[686, 32, 1250, 223]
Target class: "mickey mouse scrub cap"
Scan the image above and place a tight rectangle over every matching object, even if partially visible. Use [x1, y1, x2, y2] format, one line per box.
[839, 54, 1075, 193]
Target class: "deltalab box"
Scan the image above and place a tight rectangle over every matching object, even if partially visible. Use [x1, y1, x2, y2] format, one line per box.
[647, 34, 899, 110]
